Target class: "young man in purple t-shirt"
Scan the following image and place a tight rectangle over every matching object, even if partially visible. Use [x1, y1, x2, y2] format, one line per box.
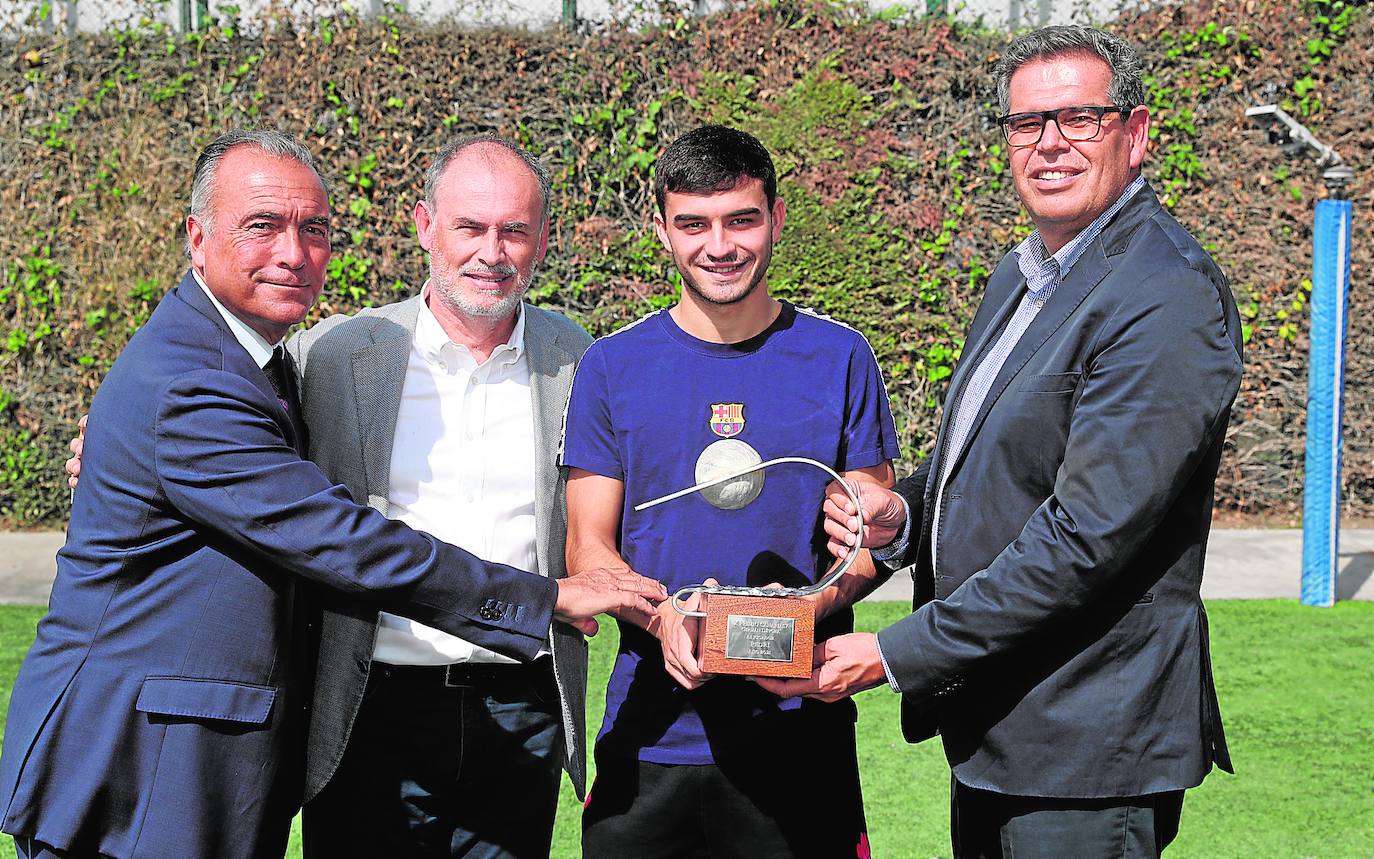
[561, 125, 899, 857]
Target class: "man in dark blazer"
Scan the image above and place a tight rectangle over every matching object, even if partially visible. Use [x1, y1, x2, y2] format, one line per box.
[0, 130, 662, 859]
[294, 137, 595, 857]
[762, 27, 1240, 857]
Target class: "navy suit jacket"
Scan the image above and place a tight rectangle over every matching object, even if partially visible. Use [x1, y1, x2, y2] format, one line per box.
[878, 186, 1240, 798]
[0, 274, 557, 858]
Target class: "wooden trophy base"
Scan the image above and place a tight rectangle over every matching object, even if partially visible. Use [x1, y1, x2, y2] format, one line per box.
[697, 594, 815, 679]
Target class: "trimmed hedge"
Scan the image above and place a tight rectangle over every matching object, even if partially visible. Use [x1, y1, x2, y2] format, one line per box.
[0, 0, 1369, 525]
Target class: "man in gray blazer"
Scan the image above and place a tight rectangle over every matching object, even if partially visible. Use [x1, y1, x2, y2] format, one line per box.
[53, 132, 661, 859]
[291, 135, 594, 857]
[770, 27, 1240, 858]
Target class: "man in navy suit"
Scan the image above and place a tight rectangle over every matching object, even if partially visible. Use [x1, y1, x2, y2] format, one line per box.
[763, 27, 1240, 857]
[0, 130, 663, 859]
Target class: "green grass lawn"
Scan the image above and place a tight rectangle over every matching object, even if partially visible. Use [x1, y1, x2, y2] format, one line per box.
[0, 600, 1370, 857]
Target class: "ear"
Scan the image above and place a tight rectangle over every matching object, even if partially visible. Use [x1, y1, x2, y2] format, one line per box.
[653, 210, 671, 254]
[413, 199, 436, 252]
[535, 216, 550, 266]
[187, 214, 208, 273]
[1127, 105, 1150, 172]
[770, 196, 786, 243]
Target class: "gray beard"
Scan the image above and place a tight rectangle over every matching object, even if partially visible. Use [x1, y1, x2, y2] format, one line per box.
[429, 257, 536, 320]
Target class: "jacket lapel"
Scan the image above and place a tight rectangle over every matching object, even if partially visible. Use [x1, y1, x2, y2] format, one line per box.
[352, 297, 422, 514]
[524, 306, 577, 581]
[940, 245, 1112, 485]
[919, 258, 1025, 515]
[176, 270, 306, 453]
[945, 272, 1025, 410]
[934, 185, 1165, 484]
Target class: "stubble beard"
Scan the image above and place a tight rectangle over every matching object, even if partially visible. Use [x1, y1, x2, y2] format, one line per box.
[429, 254, 537, 320]
[677, 244, 772, 308]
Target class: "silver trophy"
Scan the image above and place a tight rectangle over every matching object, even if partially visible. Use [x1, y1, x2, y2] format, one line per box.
[635, 457, 864, 677]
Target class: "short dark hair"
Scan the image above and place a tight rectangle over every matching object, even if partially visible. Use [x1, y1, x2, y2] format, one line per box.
[653, 125, 777, 214]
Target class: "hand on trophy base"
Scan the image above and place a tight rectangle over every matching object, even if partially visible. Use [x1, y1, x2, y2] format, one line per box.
[656, 578, 715, 690]
[751, 632, 887, 703]
[635, 456, 870, 682]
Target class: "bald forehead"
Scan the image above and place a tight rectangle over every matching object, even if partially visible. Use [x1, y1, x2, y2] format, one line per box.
[429, 143, 548, 235]
[441, 143, 540, 189]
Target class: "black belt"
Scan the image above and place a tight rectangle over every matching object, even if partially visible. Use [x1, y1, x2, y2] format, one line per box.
[375, 656, 553, 690]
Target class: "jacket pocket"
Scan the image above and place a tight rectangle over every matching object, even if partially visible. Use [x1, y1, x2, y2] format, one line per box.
[1018, 371, 1081, 394]
[135, 676, 277, 725]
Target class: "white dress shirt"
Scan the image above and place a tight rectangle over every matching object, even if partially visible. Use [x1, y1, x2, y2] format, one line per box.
[372, 287, 542, 666]
[191, 269, 279, 367]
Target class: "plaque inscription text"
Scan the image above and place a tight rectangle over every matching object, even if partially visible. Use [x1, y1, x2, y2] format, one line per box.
[724, 615, 795, 662]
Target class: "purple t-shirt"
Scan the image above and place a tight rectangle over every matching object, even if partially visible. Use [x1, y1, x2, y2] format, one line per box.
[561, 302, 899, 764]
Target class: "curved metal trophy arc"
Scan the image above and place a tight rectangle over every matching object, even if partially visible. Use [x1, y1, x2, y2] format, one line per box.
[632, 456, 866, 618]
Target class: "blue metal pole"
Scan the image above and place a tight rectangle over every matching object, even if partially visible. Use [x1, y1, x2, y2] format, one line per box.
[1301, 198, 1353, 607]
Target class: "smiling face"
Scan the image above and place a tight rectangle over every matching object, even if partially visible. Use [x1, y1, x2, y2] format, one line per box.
[186, 147, 331, 343]
[1007, 52, 1149, 253]
[414, 145, 548, 321]
[653, 177, 784, 309]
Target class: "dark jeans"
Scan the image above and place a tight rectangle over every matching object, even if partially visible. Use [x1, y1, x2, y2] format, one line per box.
[303, 658, 563, 859]
[951, 778, 1186, 859]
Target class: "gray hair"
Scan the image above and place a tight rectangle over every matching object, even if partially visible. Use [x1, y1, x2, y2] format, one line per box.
[186, 129, 325, 255]
[993, 25, 1146, 114]
[423, 134, 551, 227]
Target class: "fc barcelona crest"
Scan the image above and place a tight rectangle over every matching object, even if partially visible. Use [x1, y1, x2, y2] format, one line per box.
[709, 403, 746, 438]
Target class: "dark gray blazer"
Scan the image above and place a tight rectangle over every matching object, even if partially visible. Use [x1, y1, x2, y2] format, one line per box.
[878, 186, 1240, 798]
[289, 296, 593, 802]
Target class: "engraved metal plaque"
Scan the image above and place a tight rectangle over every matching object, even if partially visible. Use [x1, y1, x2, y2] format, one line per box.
[724, 614, 795, 662]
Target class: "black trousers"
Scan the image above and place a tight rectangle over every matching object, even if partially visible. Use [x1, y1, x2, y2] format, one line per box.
[951, 778, 1185, 859]
[303, 659, 563, 859]
[583, 709, 868, 858]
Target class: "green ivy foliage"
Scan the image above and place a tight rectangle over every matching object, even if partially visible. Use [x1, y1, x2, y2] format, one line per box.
[0, 0, 1370, 524]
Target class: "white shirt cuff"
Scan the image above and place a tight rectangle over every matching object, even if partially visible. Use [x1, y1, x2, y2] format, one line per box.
[875, 634, 902, 693]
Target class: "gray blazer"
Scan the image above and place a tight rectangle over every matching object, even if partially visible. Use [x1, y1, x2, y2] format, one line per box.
[288, 295, 593, 802]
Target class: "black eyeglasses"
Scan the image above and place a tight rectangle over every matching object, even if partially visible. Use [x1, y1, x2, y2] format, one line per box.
[996, 105, 1132, 147]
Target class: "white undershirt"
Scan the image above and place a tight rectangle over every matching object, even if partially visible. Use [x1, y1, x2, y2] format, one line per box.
[372, 287, 542, 665]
